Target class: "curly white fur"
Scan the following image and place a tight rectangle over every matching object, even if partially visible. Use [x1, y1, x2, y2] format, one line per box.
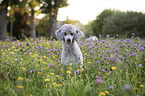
[55, 24, 83, 68]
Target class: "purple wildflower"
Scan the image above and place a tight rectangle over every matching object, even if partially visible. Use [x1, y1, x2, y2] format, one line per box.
[103, 70, 106, 72]
[132, 33, 135, 35]
[96, 61, 100, 63]
[108, 86, 113, 89]
[27, 52, 30, 55]
[138, 64, 142, 67]
[39, 69, 43, 72]
[95, 79, 103, 86]
[29, 70, 34, 74]
[138, 71, 141, 75]
[97, 67, 100, 69]
[123, 84, 131, 90]
[49, 63, 53, 67]
[114, 49, 118, 52]
[4, 39, 8, 41]
[97, 76, 102, 79]
[106, 35, 110, 37]
[88, 46, 93, 49]
[75, 71, 79, 74]
[15, 59, 19, 62]
[57, 52, 60, 55]
[5, 76, 7, 80]
[140, 47, 144, 50]
[129, 54, 133, 56]
[90, 50, 93, 53]
[59, 74, 62, 77]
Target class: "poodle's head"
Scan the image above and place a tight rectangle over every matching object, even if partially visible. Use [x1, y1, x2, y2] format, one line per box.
[55, 24, 83, 43]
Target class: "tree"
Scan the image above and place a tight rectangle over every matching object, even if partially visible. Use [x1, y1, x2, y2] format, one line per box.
[37, 16, 50, 37]
[92, 9, 115, 37]
[28, 0, 39, 39]
[84, 21, 94, 37]
[40, 0, 68, 38]
[0, 0, 26, 40]
[13, 8, 30, 39]
[103, 11, 145, 38]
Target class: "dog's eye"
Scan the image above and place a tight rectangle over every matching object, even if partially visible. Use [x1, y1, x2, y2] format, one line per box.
[64, 33, 67, 36]
[71, 33, 73, 36]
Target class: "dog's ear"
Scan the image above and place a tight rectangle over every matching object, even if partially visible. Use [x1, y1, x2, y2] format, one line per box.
[55, 29, 63, 41]
[74, 30, 83, 41]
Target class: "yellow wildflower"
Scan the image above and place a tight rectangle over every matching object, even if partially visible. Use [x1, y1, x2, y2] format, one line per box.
[56, 75, 60, 78]
[38, 72, 41, 74]
[67, 71, 71, 74]
[5, 87, 8, 90]
[20, 67, 26, 71]
[87, 62, 91, 64]
[17, 86, 23, 88]
[111, 67, 116, 70]
[45, 78, 50, 82]
[69, 63, 72, 66]
[99, 92, 106, 96]
[50, 73, 54, 75]
[140, 85, 144, 87]
[52, 82, 57, 87]
[81, 68, 84, 71]
[18, 77, 23, 80]
[68, 67, 71, 69]
[105, 91, 109, 94]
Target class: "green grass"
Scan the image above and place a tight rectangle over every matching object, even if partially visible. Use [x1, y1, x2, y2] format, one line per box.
[0, 37, 145, 96]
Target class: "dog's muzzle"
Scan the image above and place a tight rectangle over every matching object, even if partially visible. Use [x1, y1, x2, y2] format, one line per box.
[67, 38, 71, 42]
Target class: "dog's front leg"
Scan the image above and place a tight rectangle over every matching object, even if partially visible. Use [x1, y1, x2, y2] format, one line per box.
[61, 52, 67, 65]
[80, 56, 83, 68]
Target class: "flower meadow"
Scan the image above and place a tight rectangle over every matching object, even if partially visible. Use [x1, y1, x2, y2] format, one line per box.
[0, 36, 145, 96]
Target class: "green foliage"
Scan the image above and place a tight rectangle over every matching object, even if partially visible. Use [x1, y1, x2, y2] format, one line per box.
[0, 0, 28, 10]
[92, 9, 115, 37]
[40, 0, 68, 14]
[0, 37, 145, 95]
[28, 0, 39, 9]
[84, 21, 94, 37]
[12, 8, 30, 39]
[37, 16, 50, 36]
[103, 11, 145, 38]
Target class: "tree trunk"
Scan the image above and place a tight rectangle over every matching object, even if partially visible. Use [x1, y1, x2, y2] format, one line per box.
[30, 9, 36, 39]
[49, 11, 57, 38]
[0, 8, 7, 40]
[10, 20, 13, 39]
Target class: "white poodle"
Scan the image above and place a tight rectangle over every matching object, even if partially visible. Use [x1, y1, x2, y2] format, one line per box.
[55, 24, 83, 68]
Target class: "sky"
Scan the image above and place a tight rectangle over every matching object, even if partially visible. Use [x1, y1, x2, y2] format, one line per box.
[57, 0, 145, 25]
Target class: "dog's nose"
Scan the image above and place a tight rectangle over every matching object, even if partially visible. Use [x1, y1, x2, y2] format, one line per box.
[67, 38, 71, 42]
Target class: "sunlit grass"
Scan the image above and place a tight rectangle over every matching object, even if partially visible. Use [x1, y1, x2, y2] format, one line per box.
[0, 36, 145, 96]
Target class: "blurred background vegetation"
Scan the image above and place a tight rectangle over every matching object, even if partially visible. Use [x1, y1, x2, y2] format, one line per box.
[0, 0, 145, 40]
[87, 9, 145, 38]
